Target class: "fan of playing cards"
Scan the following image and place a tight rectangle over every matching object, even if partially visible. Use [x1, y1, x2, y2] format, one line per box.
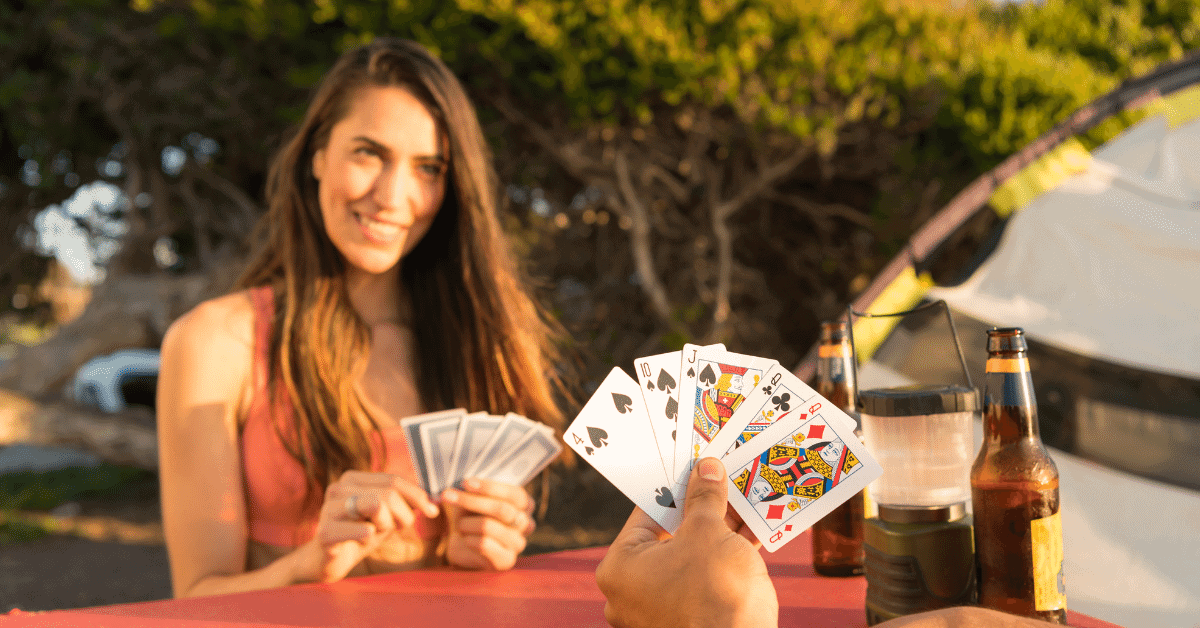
[401, 409, 562, 495]
[563, 343, 884, 552]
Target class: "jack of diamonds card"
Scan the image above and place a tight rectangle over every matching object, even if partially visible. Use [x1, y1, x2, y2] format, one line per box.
[721, 410, 882, 552]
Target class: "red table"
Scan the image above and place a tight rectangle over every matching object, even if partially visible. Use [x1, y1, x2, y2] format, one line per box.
[3, 531, 1120, 627]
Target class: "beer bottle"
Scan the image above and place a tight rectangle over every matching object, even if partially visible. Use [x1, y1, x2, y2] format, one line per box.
[971, 328, 1066, 623]
[811, 320, 865, 577]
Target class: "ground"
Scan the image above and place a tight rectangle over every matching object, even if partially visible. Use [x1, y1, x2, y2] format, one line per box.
[0, 467, 628, 613]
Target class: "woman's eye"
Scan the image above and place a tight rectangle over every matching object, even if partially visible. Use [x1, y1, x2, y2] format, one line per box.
[354, 146, 380, 158]
[419, 162, 445, 177]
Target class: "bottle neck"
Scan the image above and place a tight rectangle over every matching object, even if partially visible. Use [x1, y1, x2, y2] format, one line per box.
[982, 353, 1039, 444]
[817, 341, 856, 413]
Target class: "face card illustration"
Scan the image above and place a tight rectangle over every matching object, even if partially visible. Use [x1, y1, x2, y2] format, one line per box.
[418, 414, 465, 496]
[461, 413, 538, 481]
[671, 343, 724, 479]
[446, 412, 502, 488]
[399, 408, 467, 494]
[480, 427, 563, 487]
[635, 350, 683, 478]
[703, 362, 855, 459]
[673, 346, 774, 489]
[563, 367, 683, 533]
[722, 411, 882, 552]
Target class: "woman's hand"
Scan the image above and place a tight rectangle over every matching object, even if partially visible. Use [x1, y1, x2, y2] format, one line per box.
[596, 457, 779, 628]
[294, 470, 440, 583]
[441, 478, 536, 571]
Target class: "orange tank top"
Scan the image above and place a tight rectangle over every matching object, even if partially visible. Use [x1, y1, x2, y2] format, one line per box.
[240, 285, 444, 547]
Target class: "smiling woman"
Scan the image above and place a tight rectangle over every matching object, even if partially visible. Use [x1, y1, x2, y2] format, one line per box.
[154, 38, 572, 598]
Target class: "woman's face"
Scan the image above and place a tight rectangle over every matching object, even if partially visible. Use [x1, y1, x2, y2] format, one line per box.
[311, 85, 447, 277]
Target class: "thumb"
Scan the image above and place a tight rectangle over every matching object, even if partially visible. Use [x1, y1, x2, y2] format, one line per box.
[682, 457, 729, 525]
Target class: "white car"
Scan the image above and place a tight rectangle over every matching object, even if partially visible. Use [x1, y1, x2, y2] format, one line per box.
[70, 348, 160, 413]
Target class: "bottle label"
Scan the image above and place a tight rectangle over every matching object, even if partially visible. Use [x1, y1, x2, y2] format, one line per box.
[818, 344, 850, 358]
[986, 357, 1036, 407]
[1030, 512, 1067, 611]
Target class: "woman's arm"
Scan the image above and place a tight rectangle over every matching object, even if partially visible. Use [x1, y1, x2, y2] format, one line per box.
[158, 293, 441, 596]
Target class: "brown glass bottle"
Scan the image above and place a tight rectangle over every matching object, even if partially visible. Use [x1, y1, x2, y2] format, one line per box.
[812, 320, 865, 577]
[971, 328, 1066, 623]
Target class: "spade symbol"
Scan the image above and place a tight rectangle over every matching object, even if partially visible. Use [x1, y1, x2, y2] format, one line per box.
[586, 426, 609, 453]
[647, 380, 654, 391]
[687, 366, 695, 378]
[664, 397, 678, 420]
[656, 369, 677, 394]
[655, 487, 677, 508]
[612, 393, 633, 414]
[699, 364, 717, 386]
[671, 429, 676, 441]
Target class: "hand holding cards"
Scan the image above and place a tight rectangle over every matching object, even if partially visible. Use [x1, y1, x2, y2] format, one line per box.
[564, 347, 882, 551]
[401, 409, 562, 495]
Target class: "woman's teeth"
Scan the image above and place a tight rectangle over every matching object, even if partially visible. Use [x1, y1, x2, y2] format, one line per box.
[355, 213, 400, 240]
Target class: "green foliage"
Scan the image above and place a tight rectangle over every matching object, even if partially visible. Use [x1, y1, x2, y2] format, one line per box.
[0, 465, 151, 512]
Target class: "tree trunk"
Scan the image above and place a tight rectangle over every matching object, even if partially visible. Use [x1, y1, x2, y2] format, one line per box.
[0, 388, 158, 470]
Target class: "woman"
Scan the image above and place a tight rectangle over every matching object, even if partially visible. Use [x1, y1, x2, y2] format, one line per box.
[156, 38, 570, 597]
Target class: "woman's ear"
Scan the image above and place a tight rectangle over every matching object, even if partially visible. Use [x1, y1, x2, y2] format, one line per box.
[311, 148, 326, 181]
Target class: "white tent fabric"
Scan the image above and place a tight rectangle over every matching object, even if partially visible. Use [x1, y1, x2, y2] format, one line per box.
[929, 114, 1200, 380]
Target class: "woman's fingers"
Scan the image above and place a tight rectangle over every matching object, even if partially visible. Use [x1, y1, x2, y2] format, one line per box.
[442, 488, 531, 534]
[335, 471, 439, 518]
[449, 528, 522, 571]
[319, 518, 376, 544]
[455, 513, 528, 552]
[460, 478, 535, 514]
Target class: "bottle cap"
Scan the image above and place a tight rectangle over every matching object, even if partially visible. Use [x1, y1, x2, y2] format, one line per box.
[820, 320, 850, 344]
[987, 327, 1028, 353]
[857, 384, 980, 417]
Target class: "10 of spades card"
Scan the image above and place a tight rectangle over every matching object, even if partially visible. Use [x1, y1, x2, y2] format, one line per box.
[634, 350, 684, 478]
[720, 409, 882, 552]
[563, 367, 684, 534]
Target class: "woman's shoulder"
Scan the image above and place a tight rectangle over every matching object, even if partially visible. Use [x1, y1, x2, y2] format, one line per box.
[161, 290, 259, 376]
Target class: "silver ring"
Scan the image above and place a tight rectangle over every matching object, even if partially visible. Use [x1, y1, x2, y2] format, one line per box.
[344, 494, 360, 519]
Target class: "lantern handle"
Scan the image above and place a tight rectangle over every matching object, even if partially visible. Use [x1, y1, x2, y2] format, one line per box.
[844, 299, 973, 394]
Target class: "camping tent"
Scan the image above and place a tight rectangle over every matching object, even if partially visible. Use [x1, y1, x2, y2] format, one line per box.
[797, 51, 1200, 492]
[793, 52, 1200, 628]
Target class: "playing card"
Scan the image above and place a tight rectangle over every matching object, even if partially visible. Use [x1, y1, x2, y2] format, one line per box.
[721, 410, 882, 552]
[671, 343, 724, 479]
[399, 408, 467, 494]
[634, 350, 683, 478]
[479, 427, 563, 486]
[418, 414, 465, 496]
[445, 412, 500, 489]
[563, 367, 683, 533]
[673, 345, 774, 489]
[461, 413, 539, 480]
[703, 362, 856, 459]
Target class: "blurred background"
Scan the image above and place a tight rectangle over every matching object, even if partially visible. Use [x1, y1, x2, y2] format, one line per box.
[1, 0, 1198, 619]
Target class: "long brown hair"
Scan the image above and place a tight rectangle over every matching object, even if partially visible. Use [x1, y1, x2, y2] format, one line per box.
[237, 38, 571, 497]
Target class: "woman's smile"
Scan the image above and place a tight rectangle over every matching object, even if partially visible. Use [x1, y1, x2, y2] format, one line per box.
[312, 85, 447, 277]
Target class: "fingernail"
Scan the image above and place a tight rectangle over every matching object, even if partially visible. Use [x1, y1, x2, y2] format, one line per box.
[462, 478, 481, 491]
[699, 458, 723, 481]
[442, 490, 459, 504]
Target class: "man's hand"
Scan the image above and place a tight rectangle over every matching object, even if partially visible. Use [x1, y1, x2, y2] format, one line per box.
[596, 457, 779, 628]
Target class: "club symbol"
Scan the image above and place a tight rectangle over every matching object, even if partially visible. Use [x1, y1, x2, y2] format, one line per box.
[762, 384, 773, 395]
[698, 364, 717, 386]
[656, 368, 676, 394]
[772, 392, 791, 412]
[584, 426, 609, 455]
[664, 397, 678, 421]
[655, 487, 676, 508]
[612, 393, 633, 414]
